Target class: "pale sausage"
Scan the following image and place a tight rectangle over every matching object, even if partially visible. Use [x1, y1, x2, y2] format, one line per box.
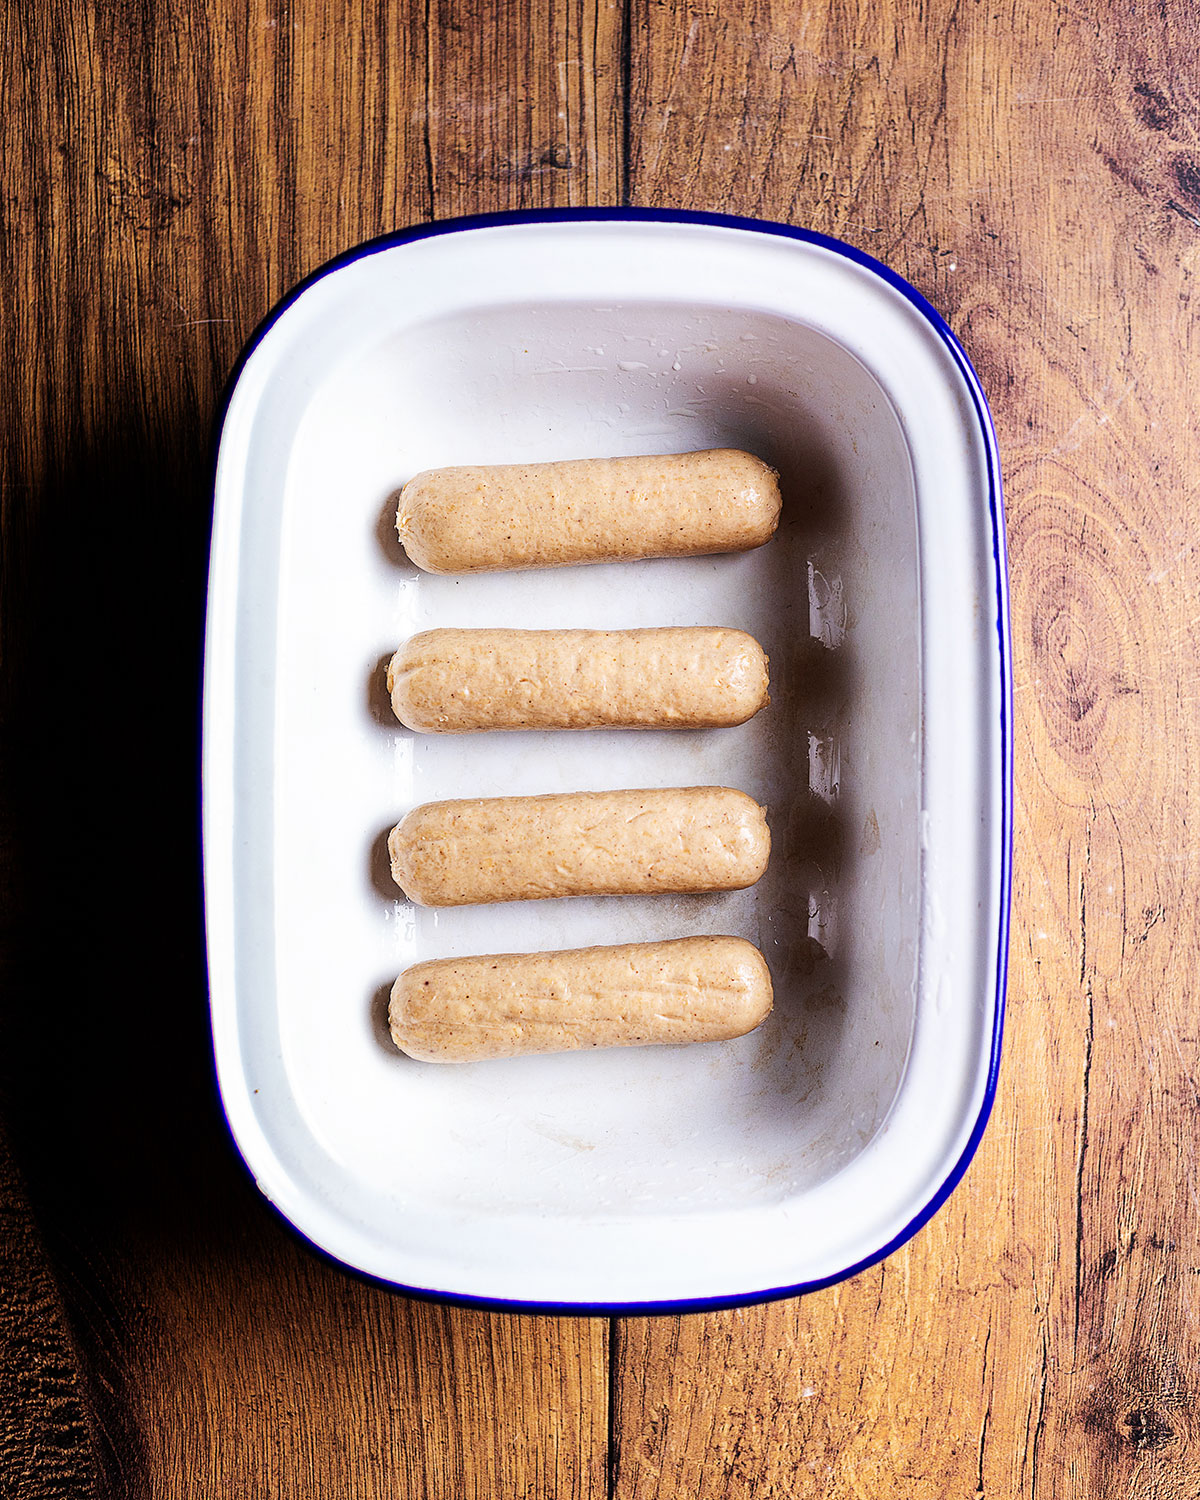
[395, 449, 781, 573]
[388, 786, 770, 906]
[389, 935, 774, 1062]
[387, 626, 769, 732]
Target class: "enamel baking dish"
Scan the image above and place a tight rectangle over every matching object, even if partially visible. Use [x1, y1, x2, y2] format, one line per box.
[204, 210, 1010, 1311]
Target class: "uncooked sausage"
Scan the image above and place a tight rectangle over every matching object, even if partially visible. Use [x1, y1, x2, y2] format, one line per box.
[388, 786, 770, 906]
[395, 449, 781, 573]
[389, 935, 774, 1062]
[387, 626, 769, 732]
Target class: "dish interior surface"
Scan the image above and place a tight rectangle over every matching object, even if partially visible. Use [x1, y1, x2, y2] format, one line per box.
[207, 219, 1003, 1305]
[279, 299, 918, 1210]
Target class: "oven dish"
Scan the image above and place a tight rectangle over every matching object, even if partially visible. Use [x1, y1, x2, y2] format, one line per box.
[203, 210, 1010, 1311]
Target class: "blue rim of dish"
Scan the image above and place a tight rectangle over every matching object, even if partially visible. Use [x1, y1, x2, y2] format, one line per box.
[208, 206, 1011, 1316]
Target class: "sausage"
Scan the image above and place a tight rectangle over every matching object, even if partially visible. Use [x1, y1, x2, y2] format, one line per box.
[395, 449, 781, 573]
[389, 935, 774, 1062]
[388, 786, 770, 906]
[387, 626, 769, 733]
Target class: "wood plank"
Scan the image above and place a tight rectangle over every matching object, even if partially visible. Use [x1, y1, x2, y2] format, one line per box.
[424, 0, 626, 216]
[616, 1, 1200, 1495]
[0, 3, 619, 1495]
[132, 1228, 608, 1499]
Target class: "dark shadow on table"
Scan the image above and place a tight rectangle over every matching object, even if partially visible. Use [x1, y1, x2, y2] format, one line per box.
[0, 408, 211, 1492]
[0, 404, 326, 1496]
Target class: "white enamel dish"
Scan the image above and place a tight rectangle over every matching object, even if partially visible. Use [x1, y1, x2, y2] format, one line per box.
[204, 210, 1010, 1311]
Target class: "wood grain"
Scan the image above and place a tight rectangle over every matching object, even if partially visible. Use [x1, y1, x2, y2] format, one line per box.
[615, 1, 1200, 1496]
[4, 0, 1200, 1496]
[424, 0, 625, 214]
[0, 1124, 104, 1500]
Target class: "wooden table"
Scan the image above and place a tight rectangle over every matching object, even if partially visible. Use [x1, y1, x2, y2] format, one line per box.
[2, 2, 1197, 1494]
